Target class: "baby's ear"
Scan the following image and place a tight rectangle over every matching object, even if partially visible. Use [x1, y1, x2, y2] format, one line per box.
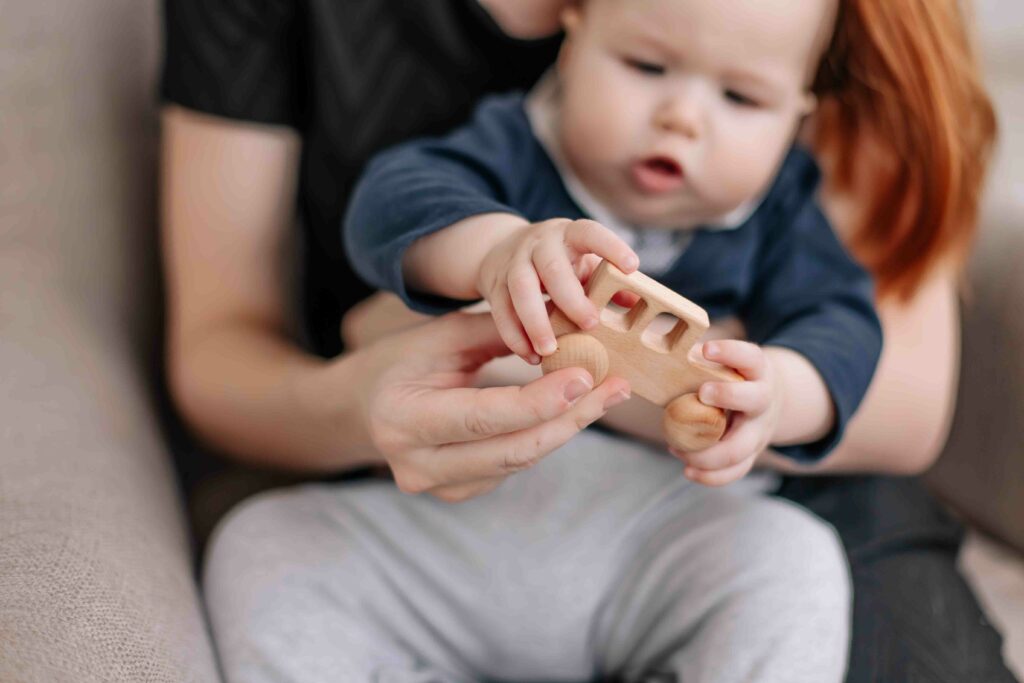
[557, 4, 583, 75]
[560, 3, 583, 33]
[799, 92, 819, 116]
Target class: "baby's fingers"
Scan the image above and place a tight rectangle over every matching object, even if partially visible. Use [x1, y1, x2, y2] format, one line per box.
[507, 262, 558, 356]
[670, 414, 764, 472]
[698, 380, 770, 415]
[565, 219, 639, 273]
[534, 239, 598, 331]
[703, 340, 765, 380]
[683, 457, 757, 487]
[490, 287, 539, 364]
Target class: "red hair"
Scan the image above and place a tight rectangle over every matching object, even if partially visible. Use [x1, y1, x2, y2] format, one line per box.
[811, 0, 997, 300]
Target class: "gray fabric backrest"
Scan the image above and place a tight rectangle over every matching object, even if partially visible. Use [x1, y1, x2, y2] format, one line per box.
[0, 1, 220, 680]
[928, 2, 1024, 552]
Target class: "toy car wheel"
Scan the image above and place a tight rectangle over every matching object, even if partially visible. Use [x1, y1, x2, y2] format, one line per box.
[540, 333, 609, 385]
[663, 393, 727, 451]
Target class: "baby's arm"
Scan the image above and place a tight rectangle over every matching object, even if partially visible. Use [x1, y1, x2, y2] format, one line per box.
[344, 96, 637, 362]
[603, 194, 881, 484]
[726, 195, 882, 466]
[407, 213, 638, 362]
[402, 212, 528, 302]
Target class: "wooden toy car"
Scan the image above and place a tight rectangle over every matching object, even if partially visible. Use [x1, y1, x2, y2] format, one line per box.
[541, 260, 742, 451]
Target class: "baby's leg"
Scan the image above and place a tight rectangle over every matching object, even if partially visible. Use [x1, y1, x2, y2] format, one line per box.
[203, 486, 477, 683]
[594, 490, 851, 683]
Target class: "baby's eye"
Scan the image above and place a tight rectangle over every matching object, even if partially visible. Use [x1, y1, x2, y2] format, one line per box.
[625, 58, 666, 76]
[724, 90, 760, 108]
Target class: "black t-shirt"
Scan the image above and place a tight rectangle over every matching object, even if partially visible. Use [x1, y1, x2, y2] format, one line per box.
[160, 0, 560, 356]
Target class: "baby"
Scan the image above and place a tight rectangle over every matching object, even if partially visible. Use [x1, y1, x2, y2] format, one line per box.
[345, 0, 881, 484]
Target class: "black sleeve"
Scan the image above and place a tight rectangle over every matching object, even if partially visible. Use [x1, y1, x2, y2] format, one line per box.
[159, 0, 303, 128]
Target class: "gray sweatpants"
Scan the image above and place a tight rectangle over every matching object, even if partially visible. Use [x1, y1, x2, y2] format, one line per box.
[204, 430, 850, 683]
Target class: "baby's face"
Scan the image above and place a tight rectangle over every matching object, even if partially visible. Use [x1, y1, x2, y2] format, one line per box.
[557, 0, 835, 228]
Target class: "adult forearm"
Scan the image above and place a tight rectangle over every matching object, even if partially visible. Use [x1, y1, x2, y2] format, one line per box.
[169, 321, 381, 473]
[403, 212, 528, 300]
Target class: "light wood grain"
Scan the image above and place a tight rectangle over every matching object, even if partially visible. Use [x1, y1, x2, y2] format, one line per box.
[544, 260, 742, 450]
[548, 260, 741, 403]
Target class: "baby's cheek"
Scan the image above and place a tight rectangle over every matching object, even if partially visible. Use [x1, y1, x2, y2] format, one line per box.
[562, 105, 622, 171]
[707, 139, 786, 208]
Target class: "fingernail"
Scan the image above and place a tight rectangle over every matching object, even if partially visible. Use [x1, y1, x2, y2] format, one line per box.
[539, 338, 557, 355]
[564, 378, 592, 403]
[705, 342, 719, 358]
[603, 389, 631, 410]
[581, 316, 598, 330]
[699, 385, 714, 403]
[528, 353, 541, 365]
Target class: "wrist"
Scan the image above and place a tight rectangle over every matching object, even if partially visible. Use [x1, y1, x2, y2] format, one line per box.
[404, 212, 528, 300]
[762, 346, 834, 446]
[473, 217, 532, 298]
[291, 347, 386, 469]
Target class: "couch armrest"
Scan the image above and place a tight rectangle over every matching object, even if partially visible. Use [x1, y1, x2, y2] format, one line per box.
[0, 271, 220, 682]
[926, 46, 1024, 554]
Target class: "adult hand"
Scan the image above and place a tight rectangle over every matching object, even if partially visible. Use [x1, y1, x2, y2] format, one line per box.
[351, 310, 631, 502]
[341, 291, 431, 351]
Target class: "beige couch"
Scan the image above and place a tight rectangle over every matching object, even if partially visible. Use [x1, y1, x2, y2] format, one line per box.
[1, 0, 1021, 680]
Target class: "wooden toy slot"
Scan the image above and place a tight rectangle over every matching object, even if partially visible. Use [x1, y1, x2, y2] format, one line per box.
[640, 313, 689, 354]
[600, 291, 647, 333]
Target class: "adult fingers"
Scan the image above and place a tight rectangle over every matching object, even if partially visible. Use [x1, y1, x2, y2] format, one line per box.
[702, 340, 765, 380]
[507, 261, 558, 356]
[415, 310, 508, 363]
[533, 240, 598, 331]
[407, 366, 596, 446]
[424, 376, 631, 486]
[564, 220, 639, 273]
[698, 380, 769, 415]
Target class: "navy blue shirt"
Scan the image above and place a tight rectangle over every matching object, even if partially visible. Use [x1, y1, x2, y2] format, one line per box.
[344, 94, 882, 462]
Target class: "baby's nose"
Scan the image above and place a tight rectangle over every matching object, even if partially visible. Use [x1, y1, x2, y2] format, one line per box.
[654, 93, 701, 139]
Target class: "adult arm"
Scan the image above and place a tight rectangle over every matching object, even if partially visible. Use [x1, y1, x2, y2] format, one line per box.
[161, 105, 378, 471]
[161, 106, 628, 498]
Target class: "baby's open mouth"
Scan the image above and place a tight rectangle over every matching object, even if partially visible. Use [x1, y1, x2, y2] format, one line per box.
[631, 155, 686, 194]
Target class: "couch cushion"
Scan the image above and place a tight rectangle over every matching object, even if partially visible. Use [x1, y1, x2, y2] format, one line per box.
[0, 1, 220, 680]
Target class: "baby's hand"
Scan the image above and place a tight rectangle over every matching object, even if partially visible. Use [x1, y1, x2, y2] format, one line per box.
[670, 340, 783, 487]
[476, 218, 639, 363]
